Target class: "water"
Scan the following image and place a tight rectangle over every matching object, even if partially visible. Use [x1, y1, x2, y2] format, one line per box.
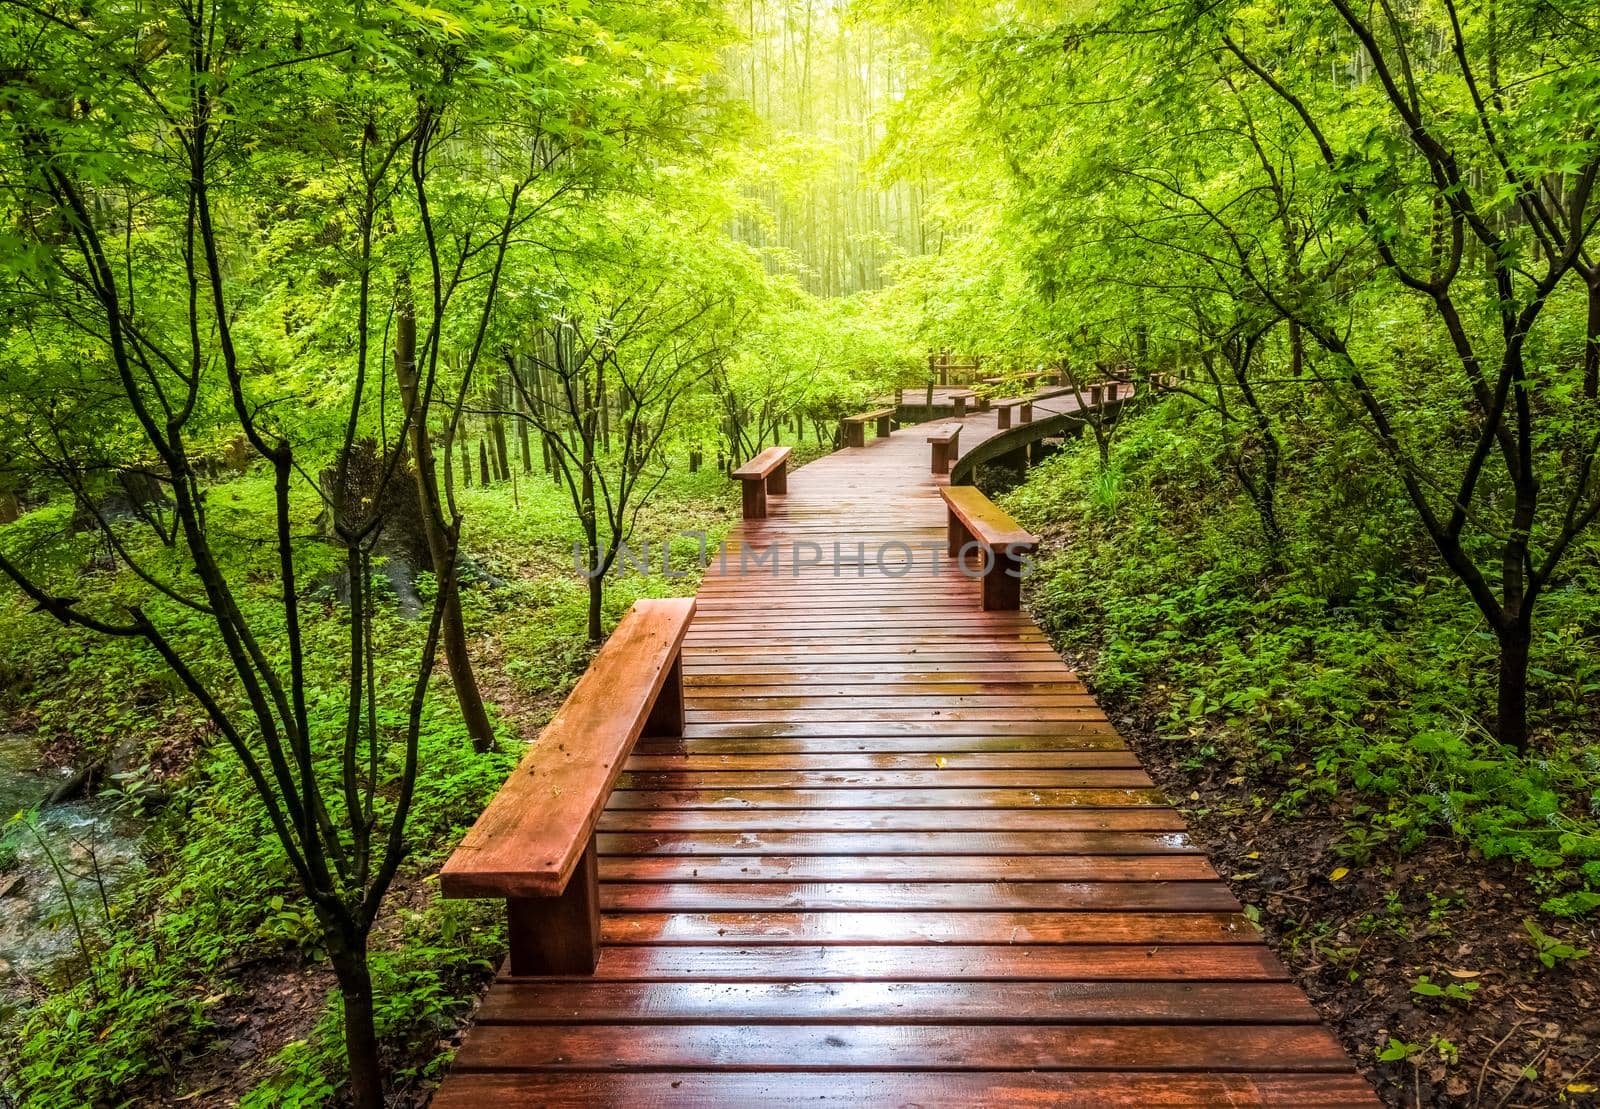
[0, 732, 141, 1005]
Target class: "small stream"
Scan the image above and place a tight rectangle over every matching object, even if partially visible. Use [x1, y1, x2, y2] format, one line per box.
[0, 732, 142, 1008]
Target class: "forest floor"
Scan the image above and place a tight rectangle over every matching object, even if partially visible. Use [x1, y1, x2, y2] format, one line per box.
[1061, 642, 1600, 1108]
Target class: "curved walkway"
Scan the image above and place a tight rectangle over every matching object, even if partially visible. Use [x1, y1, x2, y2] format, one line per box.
[433, 411, 1377, 1107]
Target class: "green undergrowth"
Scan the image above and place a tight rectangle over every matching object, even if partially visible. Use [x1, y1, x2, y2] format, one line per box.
[1006, 398, 1600, 914]
[0, 455, 741, 1106]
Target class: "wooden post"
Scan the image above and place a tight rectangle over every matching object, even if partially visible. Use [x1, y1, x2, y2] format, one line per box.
[767, 457, 787, 496]
[997, 406, 1012, 431]
[644, 655, 684, 737]
[741, 478, 767, 520]
[946, 509, 971, 557]
[844, 421, 864, 449]
[1020, 401, 1033, 424]
[507, 835, 600, 975]
[982, 549, 1025, 611]
[954, 394, 968, 417]
[876, 413, 893, 438]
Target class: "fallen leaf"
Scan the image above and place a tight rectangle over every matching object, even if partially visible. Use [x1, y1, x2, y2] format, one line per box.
[1446, 969, 1481, 979]
[1329, 867, 1350, 882]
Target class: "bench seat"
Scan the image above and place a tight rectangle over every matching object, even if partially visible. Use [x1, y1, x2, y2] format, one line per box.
[731, 445, 791, 520]
[939, 486, 1039, 611]
[992, 396, 1033, 430]
[947, 389, 977, 417]
[842, 406, 895, 448]
[926, 425, 961, 475]
[441, 598, 695, 974]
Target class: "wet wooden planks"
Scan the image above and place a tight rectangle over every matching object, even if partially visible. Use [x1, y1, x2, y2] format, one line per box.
[436, 415, 1375, 1106]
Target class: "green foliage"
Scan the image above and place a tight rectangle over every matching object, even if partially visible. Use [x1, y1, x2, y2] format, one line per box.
[1523, 920, 1590, 970]
[1409, 975, 1478, 1004]
[1008, 398, 1600, 899]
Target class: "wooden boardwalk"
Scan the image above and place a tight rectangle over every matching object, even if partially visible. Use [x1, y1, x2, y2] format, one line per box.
[434, 404, 1376, 1107]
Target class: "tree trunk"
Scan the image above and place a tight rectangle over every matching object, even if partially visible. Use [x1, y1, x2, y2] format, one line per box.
[1496, 620, 1531, 754]
[479, 439, 491, 487]
[491, 414, 510, 481]
[394, 300, 496, 754]
[587, 573, 604, 645]
[1584, 272, 1599, 400]
[330, 935, 381, 1109]
[458, 436, 471, 489]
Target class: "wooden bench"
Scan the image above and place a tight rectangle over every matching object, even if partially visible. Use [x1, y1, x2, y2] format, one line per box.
[926, 425, 961, 475]
[993, 396, 1033, 430]
[440, 598, 695, 975]
[842, 406, 894, 448]
[948, 389, 976, 417]
[731, 445, 791, 520]
[939, 486, 1039, 611]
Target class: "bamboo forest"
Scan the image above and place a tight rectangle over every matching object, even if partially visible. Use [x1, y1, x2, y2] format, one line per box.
[2, 0, 1599, 1106]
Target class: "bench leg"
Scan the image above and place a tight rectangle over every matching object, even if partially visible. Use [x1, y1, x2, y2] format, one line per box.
[644, 655, 684, 737]
[876, 415, 892, 438]
[740, 478, 767, 520]
[507, 834, 599, 975]
[981, 552, 1025, 611]
[1020, 403, 1033, 424]
[946, 509, 972, 558]
[954, 396, 967, 417]
[997, 408, 1011, 430]
[767, 461, 787, 496]
[844, 423, 864, 449]
[930, 442, 947, 475]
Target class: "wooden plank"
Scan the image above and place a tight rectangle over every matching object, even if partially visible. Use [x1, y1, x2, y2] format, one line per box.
[622, 752, 1142, 770]
[596, 809, 1189, 832]
[604, 788, 1166, 810]
[451, 1022, 1353, 1072]
[631, 736, 1134, 755]
[595, 830, 1198, 855]
[598, 857, 1217, 883]
[613, 770, 1154, 790]
[564, 942, 1294, 981]
[434, 1071, 1381, 1107]
[473, 980, 1322, 1024]
[682, 695, 1101, 710]
[682, 709, 1115, 723]
[598, 880, 1238, 912]
[680, 722, 1128, 738]
[600, 910, 1256, 945]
